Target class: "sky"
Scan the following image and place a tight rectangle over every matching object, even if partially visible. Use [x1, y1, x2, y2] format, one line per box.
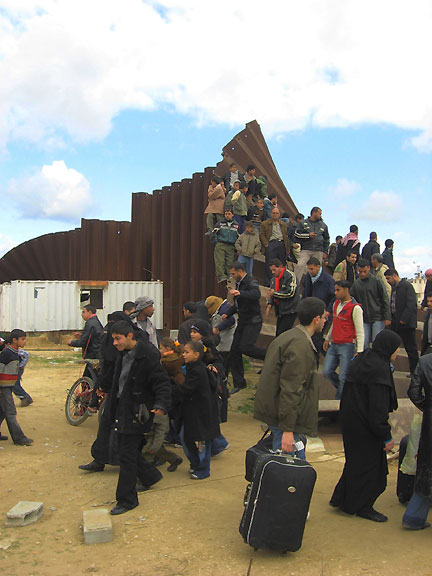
[0, 0, 431, 278]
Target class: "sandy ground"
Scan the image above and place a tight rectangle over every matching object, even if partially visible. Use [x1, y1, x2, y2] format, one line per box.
[0, 347, 431, 576]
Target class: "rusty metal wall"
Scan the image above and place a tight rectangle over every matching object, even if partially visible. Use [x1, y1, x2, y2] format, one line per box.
[0, 120, 297, 329]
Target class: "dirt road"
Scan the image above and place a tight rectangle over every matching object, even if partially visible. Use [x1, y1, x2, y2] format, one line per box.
[0, 348, 430, 576]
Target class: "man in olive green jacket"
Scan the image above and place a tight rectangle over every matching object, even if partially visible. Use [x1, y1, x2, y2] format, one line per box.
[254, 297, 326, 457]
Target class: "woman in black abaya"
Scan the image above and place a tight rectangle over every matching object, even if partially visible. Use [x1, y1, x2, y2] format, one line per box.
[330, 329, 401, 522]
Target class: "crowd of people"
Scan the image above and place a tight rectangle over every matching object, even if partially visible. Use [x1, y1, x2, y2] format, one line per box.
[1, 171, 432, 532]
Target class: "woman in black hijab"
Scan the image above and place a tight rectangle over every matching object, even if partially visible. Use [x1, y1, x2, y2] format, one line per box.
[330, 329, 401, 522]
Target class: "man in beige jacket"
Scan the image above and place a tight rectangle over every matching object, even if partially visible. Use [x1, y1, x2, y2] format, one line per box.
[371, 253, 391, 301]
[235, 221, 261, 276]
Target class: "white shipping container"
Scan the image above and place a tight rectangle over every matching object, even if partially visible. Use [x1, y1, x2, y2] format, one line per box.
[0, 280, 164, 332]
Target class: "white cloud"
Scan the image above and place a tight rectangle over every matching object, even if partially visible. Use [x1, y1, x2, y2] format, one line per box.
[0, 233, 15, 257]
[352, 190, 403, 222]
[0, 0, 431, 150]
[328, 178, 361, 197]
[8, 160, 92, 220]
[395, 245, 432, 278]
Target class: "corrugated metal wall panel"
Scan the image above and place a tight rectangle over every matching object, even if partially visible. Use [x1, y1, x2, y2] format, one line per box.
[0, 121, 297, 330]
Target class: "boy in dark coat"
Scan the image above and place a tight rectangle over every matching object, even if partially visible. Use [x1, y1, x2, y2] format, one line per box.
[180, 341, 221, 479]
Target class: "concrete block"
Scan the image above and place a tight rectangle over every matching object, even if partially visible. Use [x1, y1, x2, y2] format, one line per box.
[83, 509, 113, 544]
[6, 501, 44, 527]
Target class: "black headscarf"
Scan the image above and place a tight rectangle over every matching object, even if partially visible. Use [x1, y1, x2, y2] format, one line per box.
[372, 329, 402, 362]
[347, 329, 402, 412]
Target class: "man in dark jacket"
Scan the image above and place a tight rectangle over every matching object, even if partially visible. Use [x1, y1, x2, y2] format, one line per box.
[421, 269, 432, 309]
[302, 256, 335, 361]
[361, 232, 380, 265]
[402, 354, 432, 530]
[334, 225, 361, 267]
[382, 239, 395, 268]
[68, 305, 104, 359]
[302, 257, 335, 308]
[178, 302, 203, 345]
[223, 261, 266, 394]
[266, 259, 300, 336]
[108, 320, 171, 515]
[78, 312, 151, 474]
[254, 297, 326, 457]
[350, 259, 391, 348]
[294, 206, 330, 282]
[421, 295, 432, 356]
[384, 269, 419, 376]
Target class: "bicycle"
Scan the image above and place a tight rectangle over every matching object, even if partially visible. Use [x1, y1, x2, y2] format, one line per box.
[65, 359, 106, 426]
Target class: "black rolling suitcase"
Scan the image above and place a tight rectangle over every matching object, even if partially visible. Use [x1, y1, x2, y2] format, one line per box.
[397, 434, 415, 504]
[240, 436, 316, 553]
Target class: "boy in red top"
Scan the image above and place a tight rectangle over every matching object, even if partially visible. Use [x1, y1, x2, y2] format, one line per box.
[323, 280, 364, 399]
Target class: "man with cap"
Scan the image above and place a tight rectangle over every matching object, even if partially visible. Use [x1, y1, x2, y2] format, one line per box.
[132, 297, 158, 348]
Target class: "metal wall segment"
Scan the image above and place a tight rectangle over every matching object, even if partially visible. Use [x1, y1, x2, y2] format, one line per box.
[0, 120, 297, 330]
[0, 280, 163, 332]
[130, 193, 152, 281]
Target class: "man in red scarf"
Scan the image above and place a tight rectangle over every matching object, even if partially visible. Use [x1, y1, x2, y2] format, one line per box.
[334, 225, 361, 267]
[266, 259, 300, 336]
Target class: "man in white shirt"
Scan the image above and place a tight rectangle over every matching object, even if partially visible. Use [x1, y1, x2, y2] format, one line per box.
[132, 296, 158, 348]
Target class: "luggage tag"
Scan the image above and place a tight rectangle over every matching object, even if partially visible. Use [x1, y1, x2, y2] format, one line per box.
[271, 440, 305, 458]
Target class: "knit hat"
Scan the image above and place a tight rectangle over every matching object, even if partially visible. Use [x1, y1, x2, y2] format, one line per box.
[190, 319, 211, 338]
[205, 296, 223, 316]
[425, 269, 432, 277]
[135, 296, 154, 310]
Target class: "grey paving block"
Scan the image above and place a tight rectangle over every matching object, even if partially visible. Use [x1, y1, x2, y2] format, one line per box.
[83, 509, 113, 544]
[6, 501, 44, 527]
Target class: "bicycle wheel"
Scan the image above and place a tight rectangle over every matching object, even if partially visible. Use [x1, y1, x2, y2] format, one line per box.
[65, 377, 94, 426]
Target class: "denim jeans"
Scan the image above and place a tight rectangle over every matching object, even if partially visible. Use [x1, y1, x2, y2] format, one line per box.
[364, 320, 385, 349]
[323, 342, 355, 400]
[269, 426, 306, 460]
[12, 368, 32, 401]
[180, 427, 212, 479]
[234, 214, 245, 234]
[211, 434, 229, 456]
[237, 254, 254, 276]
[402, 490, 431, 529]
